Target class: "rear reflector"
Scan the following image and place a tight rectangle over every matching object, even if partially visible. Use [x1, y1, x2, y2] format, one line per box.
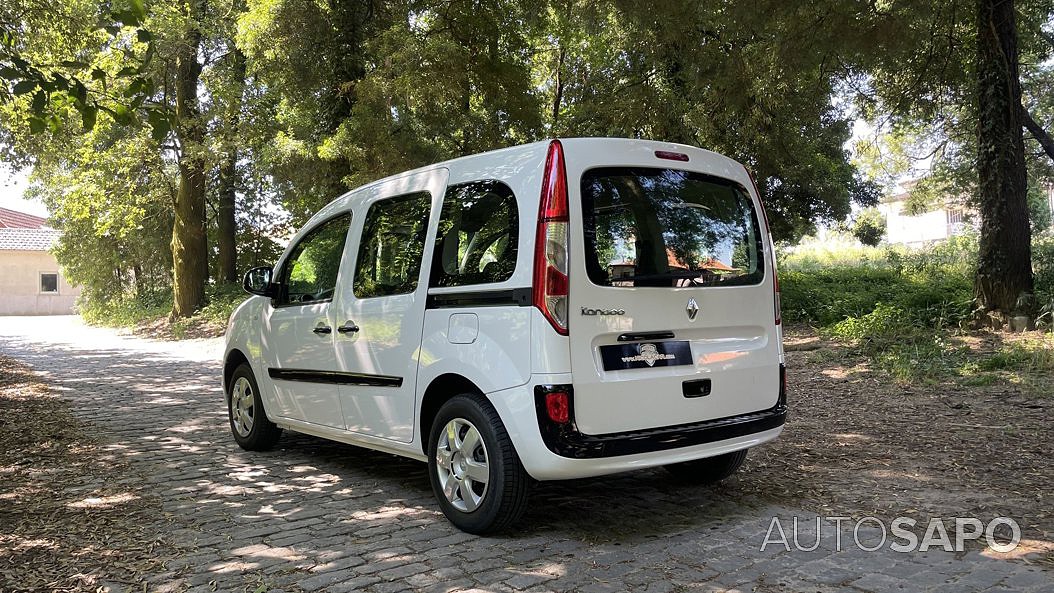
[655, 150, 689, 162]
[545, 392, 570, 424]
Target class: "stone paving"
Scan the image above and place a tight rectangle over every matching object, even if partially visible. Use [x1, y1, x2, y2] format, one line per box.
[1, 316, 1051, 593]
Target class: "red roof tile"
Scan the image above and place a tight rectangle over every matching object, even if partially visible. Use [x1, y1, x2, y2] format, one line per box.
[0, 207, 47, 229]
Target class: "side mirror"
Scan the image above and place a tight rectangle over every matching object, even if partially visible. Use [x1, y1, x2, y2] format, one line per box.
[243, 266, 276, 297]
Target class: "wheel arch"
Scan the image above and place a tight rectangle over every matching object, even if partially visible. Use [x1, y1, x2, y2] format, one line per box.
[419, 373, 484, 454]
[223, 348, 251, 393]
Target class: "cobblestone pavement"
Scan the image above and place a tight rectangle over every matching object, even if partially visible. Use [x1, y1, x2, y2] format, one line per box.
[1, 316, 1051, 593]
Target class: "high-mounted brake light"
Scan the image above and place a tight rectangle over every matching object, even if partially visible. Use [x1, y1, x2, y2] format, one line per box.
[744, 165, 781, 326]
[534, 140, 570, 335]
[655, 150, 690, 162]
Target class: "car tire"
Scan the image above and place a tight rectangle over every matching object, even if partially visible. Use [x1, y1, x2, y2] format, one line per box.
[427, 394, 529, 534]
[664, 449, 748, 484]
[227, 363, 282, 451]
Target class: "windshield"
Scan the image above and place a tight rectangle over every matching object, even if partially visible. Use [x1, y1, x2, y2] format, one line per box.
[581, 167, 765, 288]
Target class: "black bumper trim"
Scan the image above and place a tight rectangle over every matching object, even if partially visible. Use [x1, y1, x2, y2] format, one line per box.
[534, 365, 786, 459]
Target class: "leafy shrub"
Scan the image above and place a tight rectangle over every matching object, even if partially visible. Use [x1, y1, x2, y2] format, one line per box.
[825, 303, 912, 343]
[1034, 232, 1054, 326]
[80, 283, 247, 331]
[851, 208, 886, 247]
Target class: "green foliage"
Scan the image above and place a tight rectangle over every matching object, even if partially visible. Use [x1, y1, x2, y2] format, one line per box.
[781, 238, 976, 329]
[825, 302, 910, 343]
[4, 0, 1052, 324]
[26, 119, 173, 305]
[851, 208, 886, 246]
[1034, 232, 1054, 325]
[0, 0, 164, 143]
[786, 232, 1054, 383]
[81, 283, 247, 335]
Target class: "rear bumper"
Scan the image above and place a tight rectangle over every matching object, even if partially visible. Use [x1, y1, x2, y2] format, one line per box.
[485, 372, 786, 481]
[536, 400, 786, 459]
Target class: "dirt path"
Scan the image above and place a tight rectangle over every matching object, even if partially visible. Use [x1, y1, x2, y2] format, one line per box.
[741, 328, 1054, 564]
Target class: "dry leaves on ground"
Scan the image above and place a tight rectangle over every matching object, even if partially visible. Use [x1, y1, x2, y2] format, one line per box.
[741, 326, 1054, 564]
[0, 356, 175, 593]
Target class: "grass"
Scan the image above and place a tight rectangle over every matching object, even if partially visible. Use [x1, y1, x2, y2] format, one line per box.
[783, 231, 1054, 388]
[80, 283, 247, 339]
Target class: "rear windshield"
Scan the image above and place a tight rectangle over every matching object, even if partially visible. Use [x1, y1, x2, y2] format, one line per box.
[581, 167, 764, 288]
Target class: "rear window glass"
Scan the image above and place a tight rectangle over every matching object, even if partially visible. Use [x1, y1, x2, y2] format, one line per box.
[581, 167, 764, 288]
[430, 180, 518, 287]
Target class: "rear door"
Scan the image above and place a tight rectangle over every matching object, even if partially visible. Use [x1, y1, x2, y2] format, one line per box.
[332, 168, 447, 442]
[564, 139, 780, 436]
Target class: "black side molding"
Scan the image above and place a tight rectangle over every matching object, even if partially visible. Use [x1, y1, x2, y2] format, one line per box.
[426, 287, 532, 309]
[268, 368, 403, 388]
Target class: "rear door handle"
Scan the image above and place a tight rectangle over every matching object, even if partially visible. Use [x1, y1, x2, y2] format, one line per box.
[617, 331, 675, 342]
[337, 322, 360, 334]
[312, 325, 332, 335]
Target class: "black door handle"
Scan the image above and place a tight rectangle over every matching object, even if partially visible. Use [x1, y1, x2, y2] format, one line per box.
[617, 331, 675, 342]
[337, 322, 360, 334]
[312, 326, 332, 334]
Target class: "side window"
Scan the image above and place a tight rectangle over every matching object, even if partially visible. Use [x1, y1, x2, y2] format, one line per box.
[278, 213, 351, 306]
[354, 192, 433, 298]
[429, 180, 519, 288]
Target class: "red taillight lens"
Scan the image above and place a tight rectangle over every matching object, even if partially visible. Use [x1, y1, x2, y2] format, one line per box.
[545, 392, 570, 424]
[744, 165, 780, 326]
[534, 140, 570, 335]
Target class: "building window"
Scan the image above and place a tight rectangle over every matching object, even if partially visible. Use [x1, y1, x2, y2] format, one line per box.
[40, 273, 58, 294]
[947, 209, 964, 225]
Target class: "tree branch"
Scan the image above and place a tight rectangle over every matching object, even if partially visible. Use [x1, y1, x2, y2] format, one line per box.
[1021, 105, 1054, 162]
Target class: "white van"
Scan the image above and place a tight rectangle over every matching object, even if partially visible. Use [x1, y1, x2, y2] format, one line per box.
[224, 138, 786, 533]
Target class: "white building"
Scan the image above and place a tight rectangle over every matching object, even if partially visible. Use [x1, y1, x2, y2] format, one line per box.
[878, 180, 1054, 247]
[0, 207, 80, 315]
[876, 180, 973, 247]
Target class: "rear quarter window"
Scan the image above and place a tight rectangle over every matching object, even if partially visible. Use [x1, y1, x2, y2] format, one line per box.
[581, 167, 765, 288]
[429, 180, 519, 287]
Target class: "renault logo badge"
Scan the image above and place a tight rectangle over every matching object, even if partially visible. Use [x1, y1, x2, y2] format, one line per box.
[686, 298, 699, 320]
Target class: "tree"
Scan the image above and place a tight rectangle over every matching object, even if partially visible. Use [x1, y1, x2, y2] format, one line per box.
[852, 209, 886, 246]
[973, 0, 1033, 315]
[212, 29, 247, 284]
[170, 0, 209, 317]
[846, 0, 1053, 316]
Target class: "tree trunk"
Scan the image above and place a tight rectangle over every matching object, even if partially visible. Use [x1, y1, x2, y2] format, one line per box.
[171, 0, 208, 318]
[974, 0, 1033, 315]
[217, 47, 246, 285]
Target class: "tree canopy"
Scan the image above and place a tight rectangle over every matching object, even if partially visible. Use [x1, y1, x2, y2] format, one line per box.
[1, 0, 1052, 316]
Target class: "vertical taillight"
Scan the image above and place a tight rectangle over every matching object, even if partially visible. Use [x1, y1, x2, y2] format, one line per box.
[534, 140, 570, 335]
[744, 165, 780, 326]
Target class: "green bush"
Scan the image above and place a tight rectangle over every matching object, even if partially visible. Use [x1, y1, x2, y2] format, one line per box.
[1034, 232, 1054, 325]
[825, 303, 913, 343]
[80, 284, 247, 330]
[781, 267, 973, 329]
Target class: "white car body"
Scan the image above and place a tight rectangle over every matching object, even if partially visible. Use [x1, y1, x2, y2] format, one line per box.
[224, 137, 786, 529]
